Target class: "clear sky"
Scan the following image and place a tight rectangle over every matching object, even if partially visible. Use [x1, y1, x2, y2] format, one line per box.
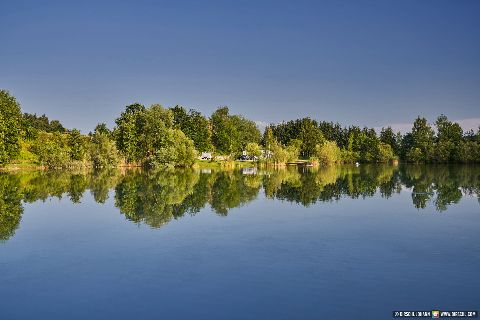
[1, 0, 479, 133]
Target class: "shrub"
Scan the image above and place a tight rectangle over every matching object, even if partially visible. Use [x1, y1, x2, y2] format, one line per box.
[89, 133, 120, 168]
[245, 142, 262, 158]
[150, 129, 196, 167]
[316, 141, 340, 165]
[376, 142, 395, 163]
[30, 132, 71, 168]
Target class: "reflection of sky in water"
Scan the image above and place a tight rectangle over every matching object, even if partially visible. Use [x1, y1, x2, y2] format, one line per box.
[0, 165, 479, 319]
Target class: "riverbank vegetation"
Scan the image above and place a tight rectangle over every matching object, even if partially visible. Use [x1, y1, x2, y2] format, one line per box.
[1, 89, 479, 169]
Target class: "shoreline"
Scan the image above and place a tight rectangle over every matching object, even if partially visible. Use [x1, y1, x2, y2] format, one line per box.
[2, 160, 478, 173]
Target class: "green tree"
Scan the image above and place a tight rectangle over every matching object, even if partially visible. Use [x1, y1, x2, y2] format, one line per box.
[406, 147, 424, 163]
[0, 90, 23, 164]
[30, 132, 71, 168]
[286, 139, 302, 161]
[114, 103, 146, 163]
[140, 104, 173, 160]
[22, 113, 66, 136]
[89, 132, 120, 168]
[68, 129, 86, 161]
[340, 132, 359, 163]
[151, 129, 196, 167]
[0, 174, 24, 240]
[269, 142, 290, 164]
[408, 117, 435, 162]
[298, 118, 324, 158]
[380, 127, 399, 156]
[230, 115, 261, 151]
[172, 106, 213, 152]
[93, 123, 112, 137]
[376, 142, 395, 163]
[245, 142, 262, 158]
[263, 127, 276, 151]
[316, 140, 341, 165]
[434, 115, 463, 162]
[211, 107, 239, 154]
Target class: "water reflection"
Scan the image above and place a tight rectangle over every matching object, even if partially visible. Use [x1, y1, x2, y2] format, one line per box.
[1, 165, 479, 240]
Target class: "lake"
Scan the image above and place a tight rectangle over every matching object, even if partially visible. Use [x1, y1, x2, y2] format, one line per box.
[1, 165, 479, 319]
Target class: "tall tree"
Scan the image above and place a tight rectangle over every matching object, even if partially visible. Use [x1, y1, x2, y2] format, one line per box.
[0, 90, 22, 164]
[172, 106, 213, 152]
[230, 115, 261, 150]
[89, 131, 120, 168]
[380, 127, 399, 156]
[298, 118, 324, 158]
[68, 129, 86, 161]
[114, 103, 146, 163]
[94, 123, 112, 137]
[434, 115, 463, 162]
[211, 107, 239, 154]
[409, 117, 435, 162]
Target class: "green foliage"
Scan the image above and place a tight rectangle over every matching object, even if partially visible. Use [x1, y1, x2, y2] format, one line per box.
[269, 143, 290, 164]
[340, 148, 359, 163]
[89, 133, 120, 168]
[0, 165, 479, 241]
[406, 147, 424, 163]
[68, 129, 86, 161]
[376, 142, 395, 163]
[380, 127, 400, 155]
[114, 103, 146, 163]
[261, 128, 298, 164]
[298, 118, 324, 158]
[455, 140, 479, 163]
[340, 133, 360, 163]
[172, 106, 213, 152]
[0, 174, 23, 240]
[30, 132, 71, 168]
[3, 90, 480, 167]
[114, 103, 177, 164]
[358, 128, 379, 162]
[210, 107, 259, 155]
[268, 118, 324, 158]
[434, 115, 464, 162]
[245, 142, 262, 158]
[316, 140, 341, 165]
[211, 107, 238, 154]
[263, 127, 276, 151]
[93, 123, 112, 137]
[0, 90, 23, 164]
[22, 113, 66, 140]
[286, 139, 302, 162]
[114, 169, 200, 227]
[140, 104, 174, 160]
[230, 115, 261, 150]
[150, 129, 196, 168]
[408, 117, 435, 162]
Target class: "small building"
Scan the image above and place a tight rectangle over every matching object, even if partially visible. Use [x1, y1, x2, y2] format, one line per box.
[199, 152, 212, 160]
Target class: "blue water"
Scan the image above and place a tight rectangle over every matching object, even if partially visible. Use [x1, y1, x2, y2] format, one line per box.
[0, 166, 479, 319]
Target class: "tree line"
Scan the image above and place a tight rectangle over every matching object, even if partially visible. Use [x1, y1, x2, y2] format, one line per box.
[1, 89, 479, 168]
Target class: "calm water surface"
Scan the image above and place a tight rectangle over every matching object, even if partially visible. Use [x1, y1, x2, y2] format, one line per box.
[1, 165, 479, 319]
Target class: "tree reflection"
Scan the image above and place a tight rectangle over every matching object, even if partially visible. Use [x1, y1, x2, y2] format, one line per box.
[114, 169, 199, 228]
[0, 165, 478, 240]
[0, 174, 23, 240]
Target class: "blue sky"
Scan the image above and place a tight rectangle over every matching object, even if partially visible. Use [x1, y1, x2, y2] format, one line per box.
[1, 0, 479, 133]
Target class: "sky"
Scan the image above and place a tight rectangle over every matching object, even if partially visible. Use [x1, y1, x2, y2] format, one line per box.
[1, 0, 479, 133]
